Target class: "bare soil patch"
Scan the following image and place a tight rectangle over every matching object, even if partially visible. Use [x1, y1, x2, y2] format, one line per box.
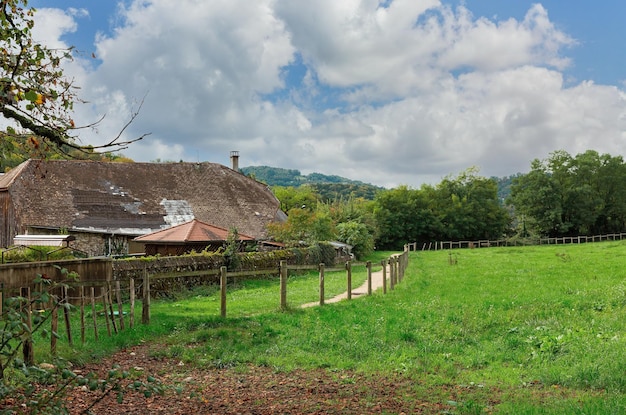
[63, 343, 447, 414]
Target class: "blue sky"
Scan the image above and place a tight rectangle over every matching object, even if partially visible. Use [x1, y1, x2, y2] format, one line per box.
[25, 1, 626, 187]
[456, 0, 626, 86]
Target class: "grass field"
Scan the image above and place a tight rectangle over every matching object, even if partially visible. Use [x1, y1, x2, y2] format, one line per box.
[41, 243, 626, 413]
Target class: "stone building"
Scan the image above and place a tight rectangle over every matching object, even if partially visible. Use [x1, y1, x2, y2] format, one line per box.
[0, 157, 285, 256]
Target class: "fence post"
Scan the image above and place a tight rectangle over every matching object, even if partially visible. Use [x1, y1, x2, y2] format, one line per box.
[319, 263, 325, 306]
[366, 261, 372, 295]
[142, 269, 150, 325]
[346, 261, 352, 300]
[106, 282, 118, 334]
[220, 266, 227, 318]
[80, 285, 85, 344]
[389, 257, 395, 290]
[102, 289, 111, 336]
[381, 259, 387, 294]
[129, 278, 135, 328]
[21, 287, 34, 366]
[62, 286, 73, 346]
[393, 256, 398, 284]
[115, 281, 125, 331]
[51, 298, 58, 356]
[280, 260, 288, 310]
[90, 287, 98, 341]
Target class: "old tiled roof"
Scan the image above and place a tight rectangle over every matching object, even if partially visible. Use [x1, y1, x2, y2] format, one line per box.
[4, 159, 283, 239]
[134, 219, 253, 243]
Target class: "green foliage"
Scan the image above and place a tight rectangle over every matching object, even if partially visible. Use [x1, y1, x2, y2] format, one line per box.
[223, 228, 242, 271]
[0, 1, 139, 161]
[241, 166, 381, 198]
[0, 133, 133, 172]
[308, 182, 383, 201]
[0, 1, 77, 148]
[336, 220, 374, 259]
[272, 185, 320, 212]
[267, 208, 336, 245]
[434, 167, 511, 240]
[305, 242, 336, 266]
[510, 150, 626, 237]
[241, 165, 304, 186]
[373, 169, 510, 249]
[1, 245, 78, 263]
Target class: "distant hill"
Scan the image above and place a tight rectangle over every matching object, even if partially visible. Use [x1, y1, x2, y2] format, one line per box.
[240, 166, 384, 201]
[241, 165, 521, 203]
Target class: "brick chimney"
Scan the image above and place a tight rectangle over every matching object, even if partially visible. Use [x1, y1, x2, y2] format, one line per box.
[230, 151, 239, 172]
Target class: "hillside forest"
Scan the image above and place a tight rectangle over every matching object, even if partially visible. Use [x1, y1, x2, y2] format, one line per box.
[3, 137, 625, 255]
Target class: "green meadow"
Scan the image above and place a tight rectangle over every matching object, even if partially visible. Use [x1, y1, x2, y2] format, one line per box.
[45, 243, 626, 413]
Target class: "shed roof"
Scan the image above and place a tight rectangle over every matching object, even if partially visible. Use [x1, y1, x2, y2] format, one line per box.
[134, 219, 254, 243]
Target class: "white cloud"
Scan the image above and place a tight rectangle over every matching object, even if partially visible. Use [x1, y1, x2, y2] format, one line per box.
[31, 8, 78, 48]
[30, 1, 626, 188]
[439, 4, 575, 72]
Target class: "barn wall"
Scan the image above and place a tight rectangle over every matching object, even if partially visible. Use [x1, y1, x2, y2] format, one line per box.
[0, 191, 19, 249]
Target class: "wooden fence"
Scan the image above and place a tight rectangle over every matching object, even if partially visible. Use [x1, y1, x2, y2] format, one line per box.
[423, 233, 626, 251]
[2, 249, 411, 365]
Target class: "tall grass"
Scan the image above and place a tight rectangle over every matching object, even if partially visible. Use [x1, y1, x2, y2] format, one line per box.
[40, 244, 626, 412]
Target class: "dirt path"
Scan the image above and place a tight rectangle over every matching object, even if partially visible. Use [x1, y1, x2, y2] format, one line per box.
[301, 262, 392, 308]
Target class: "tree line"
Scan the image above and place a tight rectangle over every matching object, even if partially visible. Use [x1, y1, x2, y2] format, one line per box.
[269, 150, 626, 253]
[268, 167, 510, 253]
[509, 150, 626, 238]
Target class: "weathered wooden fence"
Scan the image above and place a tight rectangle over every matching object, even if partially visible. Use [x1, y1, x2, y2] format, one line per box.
[2, 248, 413, 364]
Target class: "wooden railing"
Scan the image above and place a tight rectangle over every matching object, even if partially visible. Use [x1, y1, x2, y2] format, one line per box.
[2, 249, 412, 364]
[423, 233, 626, 251]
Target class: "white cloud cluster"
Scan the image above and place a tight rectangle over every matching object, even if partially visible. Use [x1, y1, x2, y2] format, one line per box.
[33, 1, 626, 188]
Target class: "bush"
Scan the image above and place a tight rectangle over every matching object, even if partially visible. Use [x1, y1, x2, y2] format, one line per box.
[1, 245, 77, 263]
[306, 243, 336, 266]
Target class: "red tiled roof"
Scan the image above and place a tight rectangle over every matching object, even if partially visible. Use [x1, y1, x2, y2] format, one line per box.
[134, 219, 254, 243]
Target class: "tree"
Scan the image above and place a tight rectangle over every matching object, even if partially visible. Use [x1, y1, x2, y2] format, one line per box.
[336, 220, 374, 259]
[373, 185, 442, 250]
[266, 208, 336, 245]
[432, 168, 510, 241]
[272, 185, 319, 212]
[510, 150, 626, 237]
[0, 1, 146, 157]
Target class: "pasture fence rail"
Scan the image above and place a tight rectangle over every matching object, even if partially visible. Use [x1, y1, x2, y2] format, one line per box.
[2, 246, 414, 363]
[425, 232, 626, 251]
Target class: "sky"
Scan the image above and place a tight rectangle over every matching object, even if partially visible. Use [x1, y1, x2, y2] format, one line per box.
[24, 0, 626, 188]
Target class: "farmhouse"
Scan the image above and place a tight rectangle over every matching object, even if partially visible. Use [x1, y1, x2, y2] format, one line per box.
[0, 156, 285, 256]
